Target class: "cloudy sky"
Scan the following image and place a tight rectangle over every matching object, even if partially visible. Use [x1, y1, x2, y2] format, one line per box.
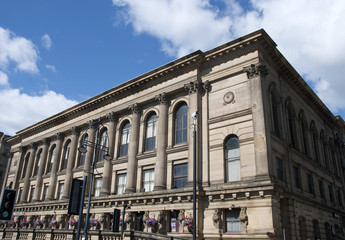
[0, 0, 345, 136]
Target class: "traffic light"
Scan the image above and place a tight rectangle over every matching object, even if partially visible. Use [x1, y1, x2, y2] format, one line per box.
[112, 209, 121, 232]
[0, 188, 17, 221]
[68, 179, 83, 215]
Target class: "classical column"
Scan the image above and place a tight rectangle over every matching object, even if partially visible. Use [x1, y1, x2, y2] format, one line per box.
[101, 112, 116, 195]
[20, 143, 37, 203]
[154, 93, 169, 190]
[83, 120, 97, 195]
[33, 138, 49, 201]
[184, 81, 201, 184]
[47, 133, 63, 200]
[62, 127, 79, 199]
[243, 63, 269, 176]
[125, 103, 140, 193]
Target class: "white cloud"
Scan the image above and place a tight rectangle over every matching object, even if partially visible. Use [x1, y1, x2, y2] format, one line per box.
[0, 88, 78, 136]
[41, 34, 52, 49]
[0, 27, 39, 73]
[45, 64, 56, 72]
[112, 0, 345, 114]
[0, 71, 9, 86]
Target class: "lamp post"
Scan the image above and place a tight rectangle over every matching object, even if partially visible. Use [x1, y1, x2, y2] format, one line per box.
[78, 117, 112, 240]
[192, 111, 198, 240]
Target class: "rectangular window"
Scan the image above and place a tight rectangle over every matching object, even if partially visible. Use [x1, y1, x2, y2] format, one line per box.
[94, 178, 102, 197]
[142, 169, 154, 192]
[173, 163, 187, 188]
[225, 209, 241, 233]
[117, 174, 127, 194]
[276, 157, 284, 181]
[293, 166, 301, 189]
[58, 183, 64, 200]
[307, 173, 315, 194]
[319, 180, 325, 199]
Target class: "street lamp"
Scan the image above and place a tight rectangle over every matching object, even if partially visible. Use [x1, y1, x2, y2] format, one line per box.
[192, 111, 198, 240]
[77, 117, 112, 240]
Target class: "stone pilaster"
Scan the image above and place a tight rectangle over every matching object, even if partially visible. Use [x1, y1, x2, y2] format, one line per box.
[62, 127, 79, 199]
[125, 103, 140, 193]
[184, 81, 201, 184]
[243, 63, 269, 176]
[101, 112, 116, 195]
[82, 120, 97, 195]
[20, 143, 37, 203]
[154, 93, 169, 190]
[33, 138, 49, 201]
[47, 133, 63, 200]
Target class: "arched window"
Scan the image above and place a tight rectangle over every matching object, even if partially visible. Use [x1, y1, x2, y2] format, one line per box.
[286, 104, 296, 148]
[61, 140, 71, 170]
[271, 91, 281, 138]
[312, 219, 320, 240]
[300, 114, 309, 156]
[79, 134, 88, 166]
[175, 103, 188, 144]
[145, 113, 156, 151]
[298, 217, 307, 240]
[98, 128, 108, 161]
[21, 153, 30, 179]
[46, 145, 56, 173]
[120, 121, 130, 157]
[33, 149, 42, 176]
[225, 135, 241, 182]
[311, 123, 319, 163]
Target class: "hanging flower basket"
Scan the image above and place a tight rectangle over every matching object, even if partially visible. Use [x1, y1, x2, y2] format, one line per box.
[145, 217, 157, 228]
[68, 218, 78, 227]
[50, 219, 59, 228]
[89, 219, 99, 227]
[20, 220, 29, 228]
[34, 220, 43, 228]
[7, 221, 15, 228]
[183, 216, 193, 233]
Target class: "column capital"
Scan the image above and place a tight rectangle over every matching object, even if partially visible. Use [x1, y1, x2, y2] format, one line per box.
[29, 142, 36, 149]
[243, 63, 267, 79]
[107, 112, 116, 122]
[70, 126, 79, 136]
[184, 81, 200, 95]
[41, 137, 49, 146]
[155, 92, 169, 105]
[55, 132, 64, 141]
[128, 103, 140, 114]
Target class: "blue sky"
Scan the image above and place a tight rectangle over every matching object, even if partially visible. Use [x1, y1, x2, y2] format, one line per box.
[1, 0, 345, 136]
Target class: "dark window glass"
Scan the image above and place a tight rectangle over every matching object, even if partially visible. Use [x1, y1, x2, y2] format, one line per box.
[47, 145, 56, 173]
[145, 113, 156, 151]
[99, 129, 108, 161]
[287, 108, 296, 148]
[271, 92, 280, 138]
[312, 131, 319, 163]
[301, 120, 309, 156]
[276, 157, 284, 181]
[175, 103, 188, 144]
[293, 166, 301, 189]
[22, 153, 30, 179]
[329, 184, 334, 202]
[62, 141, 71, 170]
[33, 150, 42, 176]
[120, 122, 130, 157]
[307, 173, 314, 194]
[79, 134, 88, 166]
[319, 180, 325, 199]
[173, 164, 187, 188]
[337, 189, 343, 206]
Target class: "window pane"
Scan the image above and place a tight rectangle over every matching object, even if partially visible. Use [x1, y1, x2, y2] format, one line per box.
[99, 129, 108, 161]
[225, 136, 241, 182]
[142, 169, 154, 192]
[95, 178, 102, 197]
[173, 164, 187, 188]
[175, 104, 187, 144]
[120, 123, 130, 156]
[226, 209, 241, 232]
[117, 174, 127, 194]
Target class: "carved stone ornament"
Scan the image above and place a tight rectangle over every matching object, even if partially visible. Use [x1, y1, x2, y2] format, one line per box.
[223, 92, 235, 104]
[155, 92, 168, 105]
[239, 207, 248, 233]
[243, 63, 267, 79]
[143, 211, 149, 223]
[178, 209, 185, 224]
[107, 112, 116, 121]
[128, 103, 140, 114]
[212, 209, 221, 229]
[184, 81, 200, 94]
[71, 126, 79, 136]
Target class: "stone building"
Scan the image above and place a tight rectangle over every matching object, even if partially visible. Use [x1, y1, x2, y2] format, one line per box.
[3, 29, 345, 239]
[0, 132, 11, 192]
